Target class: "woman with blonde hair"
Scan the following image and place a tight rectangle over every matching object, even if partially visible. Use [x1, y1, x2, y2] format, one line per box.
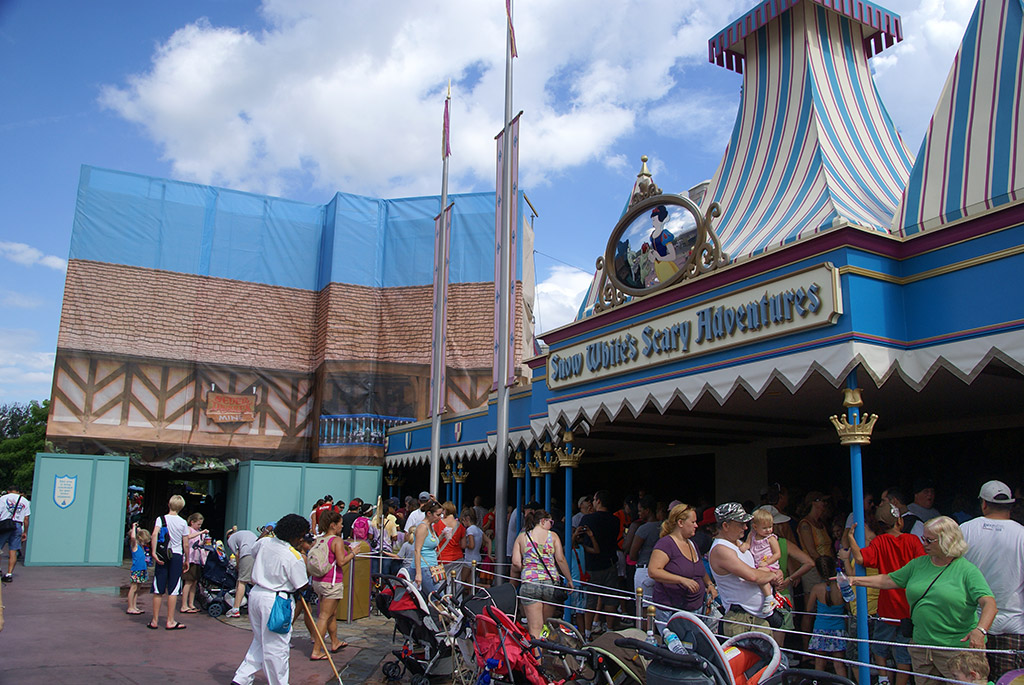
[850, 516, 996, 685]
[648, 503, 717, 626]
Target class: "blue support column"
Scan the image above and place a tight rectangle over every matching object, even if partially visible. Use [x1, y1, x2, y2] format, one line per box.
[515, 477, 523, 533]
[563, 435, 574, 621]
[846, 371, 870, 685]
[524, 447, 532, 509]
[457, 482, 463, 513]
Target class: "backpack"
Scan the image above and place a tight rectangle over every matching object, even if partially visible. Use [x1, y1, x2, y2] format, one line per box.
[154, 516, 170, 563]
[306, 535, 334, 577]
[352, 516, 370, 541]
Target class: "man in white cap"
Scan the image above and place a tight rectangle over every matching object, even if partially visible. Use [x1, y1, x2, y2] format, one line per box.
[709, 502, 782, 636]
[961, 480, 1024, 681]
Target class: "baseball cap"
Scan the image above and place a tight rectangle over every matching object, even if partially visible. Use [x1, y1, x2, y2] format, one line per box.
[697, 507, 717, 527]
[418, 491, 431, 502]
[876, 502, 901, 527]
[912, 478, 935, 494]
[349, 499, 362, 510]
[715, 502, 753, 524]
[979, 480, 1015, 504]
[756, 505, 791, 524]
[525, 500, 542, 511]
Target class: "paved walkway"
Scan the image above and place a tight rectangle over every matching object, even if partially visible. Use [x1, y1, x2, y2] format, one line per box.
[1, 557, 398, 684]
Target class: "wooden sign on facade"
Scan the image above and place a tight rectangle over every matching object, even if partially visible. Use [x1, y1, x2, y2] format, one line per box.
[206, 392, 256, 423]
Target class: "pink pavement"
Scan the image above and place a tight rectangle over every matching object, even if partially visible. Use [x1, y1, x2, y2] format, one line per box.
[1, 559, 393, 684]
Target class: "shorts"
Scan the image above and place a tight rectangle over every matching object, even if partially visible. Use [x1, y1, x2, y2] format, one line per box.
[182, 563, 202, 583]
[722, 607, 771, 637]
[130, 569, 149, 584]
[0, 522, 23, 551]
[237, 555, 254, 584]
[152, 553, 183, 595]
[871, 619, 911, 664]
[313, 579, 344, 601]
[519, 580, 557, 606]
[586, 566, 619, 609]
[987, 633, 1024, 682]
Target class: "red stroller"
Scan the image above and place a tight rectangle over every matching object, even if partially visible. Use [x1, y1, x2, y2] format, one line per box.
[473, 603, 547, 685]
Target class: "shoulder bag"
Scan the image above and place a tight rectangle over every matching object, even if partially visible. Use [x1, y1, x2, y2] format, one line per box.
[527, 533, 569, 604]
[428, 526, 454, 584]
[901, 558, 954, 637]
[0, 495, 23, 534]
[267, 591, 294, 634]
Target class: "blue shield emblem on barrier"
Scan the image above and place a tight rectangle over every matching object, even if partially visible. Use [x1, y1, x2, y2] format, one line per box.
[54, 475, 77, 509]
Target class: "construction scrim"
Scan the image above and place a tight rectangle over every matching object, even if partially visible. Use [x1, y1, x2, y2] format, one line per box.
[49, 166, 535, 471]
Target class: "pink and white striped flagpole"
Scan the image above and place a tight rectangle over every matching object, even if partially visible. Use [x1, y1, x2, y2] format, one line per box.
[429, 82, 452, 496]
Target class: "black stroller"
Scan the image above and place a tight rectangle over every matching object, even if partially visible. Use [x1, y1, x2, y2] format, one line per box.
[195, 543, 239, 617]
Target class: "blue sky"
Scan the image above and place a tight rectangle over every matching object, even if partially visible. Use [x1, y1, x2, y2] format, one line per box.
[0, 0, 976, 404]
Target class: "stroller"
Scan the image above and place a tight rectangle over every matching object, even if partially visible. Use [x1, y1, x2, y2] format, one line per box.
[617, 610, 852, 685]
[195, 542, 239, 618]
[376, 569, 469, 684]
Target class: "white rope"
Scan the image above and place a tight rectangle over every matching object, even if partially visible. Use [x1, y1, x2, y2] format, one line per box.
[780, 645, 974, 685]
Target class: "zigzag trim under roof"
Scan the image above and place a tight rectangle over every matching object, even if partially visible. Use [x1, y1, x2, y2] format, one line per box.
[709, 0, 903, 73]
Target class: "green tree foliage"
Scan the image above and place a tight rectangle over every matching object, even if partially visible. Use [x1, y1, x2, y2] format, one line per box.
[0, 400, 48, 493]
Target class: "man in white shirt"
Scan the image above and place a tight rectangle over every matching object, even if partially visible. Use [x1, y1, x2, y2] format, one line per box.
[232, 514, 313, 685]
[0, 486, 30, 582]
[404, 491, 431, 532]
[149, 494, 191, 630]
[961, 480, 1024, 681]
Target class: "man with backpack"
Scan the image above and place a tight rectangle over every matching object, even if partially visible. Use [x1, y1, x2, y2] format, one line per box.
[149, 494, 191, 630]
[0, 486, 30, 582]
[341, 498, 363, 538]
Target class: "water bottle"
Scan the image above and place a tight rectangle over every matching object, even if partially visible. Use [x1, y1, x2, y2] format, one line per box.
[836, 564, 855, 602]
[662, 628, 687, 654]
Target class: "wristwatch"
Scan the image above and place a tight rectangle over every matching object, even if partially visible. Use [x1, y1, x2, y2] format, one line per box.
[976, 627, 988, 636]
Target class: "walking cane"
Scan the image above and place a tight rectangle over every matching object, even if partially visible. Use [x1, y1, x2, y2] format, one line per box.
[298, 595, 343, 685]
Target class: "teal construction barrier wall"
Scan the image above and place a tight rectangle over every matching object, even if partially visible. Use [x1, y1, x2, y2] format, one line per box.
[26, 453, 130, 566]
[226, 461, 382, 532]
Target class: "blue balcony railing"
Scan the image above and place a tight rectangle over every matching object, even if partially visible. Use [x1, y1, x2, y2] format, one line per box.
[318, 414, 415, 447]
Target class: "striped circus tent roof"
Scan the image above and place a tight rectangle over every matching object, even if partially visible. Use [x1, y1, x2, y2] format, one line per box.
[704, 0, 914, 261]
[895, 0, 1024, 236]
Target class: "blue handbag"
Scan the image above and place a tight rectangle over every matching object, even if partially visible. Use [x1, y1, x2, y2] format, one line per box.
[267, 591, 293, 634]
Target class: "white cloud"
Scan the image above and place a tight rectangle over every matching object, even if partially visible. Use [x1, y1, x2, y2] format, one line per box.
[0, 291, 44, 309]
[871, 0, 976, 150]
[99, 0, 746, 199]
[0, 242, 67, 271]
[535, 265, 593, 334]
[0, 329, 55, 402]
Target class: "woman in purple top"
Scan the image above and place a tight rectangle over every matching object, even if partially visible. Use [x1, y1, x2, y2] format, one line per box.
[648, 503, 718, 626]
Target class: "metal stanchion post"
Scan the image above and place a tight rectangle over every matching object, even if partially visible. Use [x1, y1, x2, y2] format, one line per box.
[635, 587, 644, 629]
[346, 557, 355, 625]
[471, 560, 477, 596]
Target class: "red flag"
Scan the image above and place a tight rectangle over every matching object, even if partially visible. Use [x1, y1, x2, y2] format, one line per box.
[506, 0, 518, 58]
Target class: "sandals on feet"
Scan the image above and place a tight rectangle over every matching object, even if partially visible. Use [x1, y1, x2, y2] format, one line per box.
[165, 623, 187, 630]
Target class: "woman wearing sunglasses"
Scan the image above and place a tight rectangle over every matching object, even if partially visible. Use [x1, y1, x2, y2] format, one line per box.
[850, 516, 995, 685]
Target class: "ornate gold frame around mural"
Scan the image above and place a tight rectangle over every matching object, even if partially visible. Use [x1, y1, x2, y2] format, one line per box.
[593, 160, 727, 313]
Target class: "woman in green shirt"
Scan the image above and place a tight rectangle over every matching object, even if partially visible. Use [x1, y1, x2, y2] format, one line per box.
[850, 516, 996, 685]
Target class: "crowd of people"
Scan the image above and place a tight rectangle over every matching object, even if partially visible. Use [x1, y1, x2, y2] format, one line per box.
[102, 474, 1024, 685]
[498, 479, 1024, 685]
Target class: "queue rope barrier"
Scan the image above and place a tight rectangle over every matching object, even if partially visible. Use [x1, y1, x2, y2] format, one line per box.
[354, 547, 1022, 664]
[439, 571, 1017, 657]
